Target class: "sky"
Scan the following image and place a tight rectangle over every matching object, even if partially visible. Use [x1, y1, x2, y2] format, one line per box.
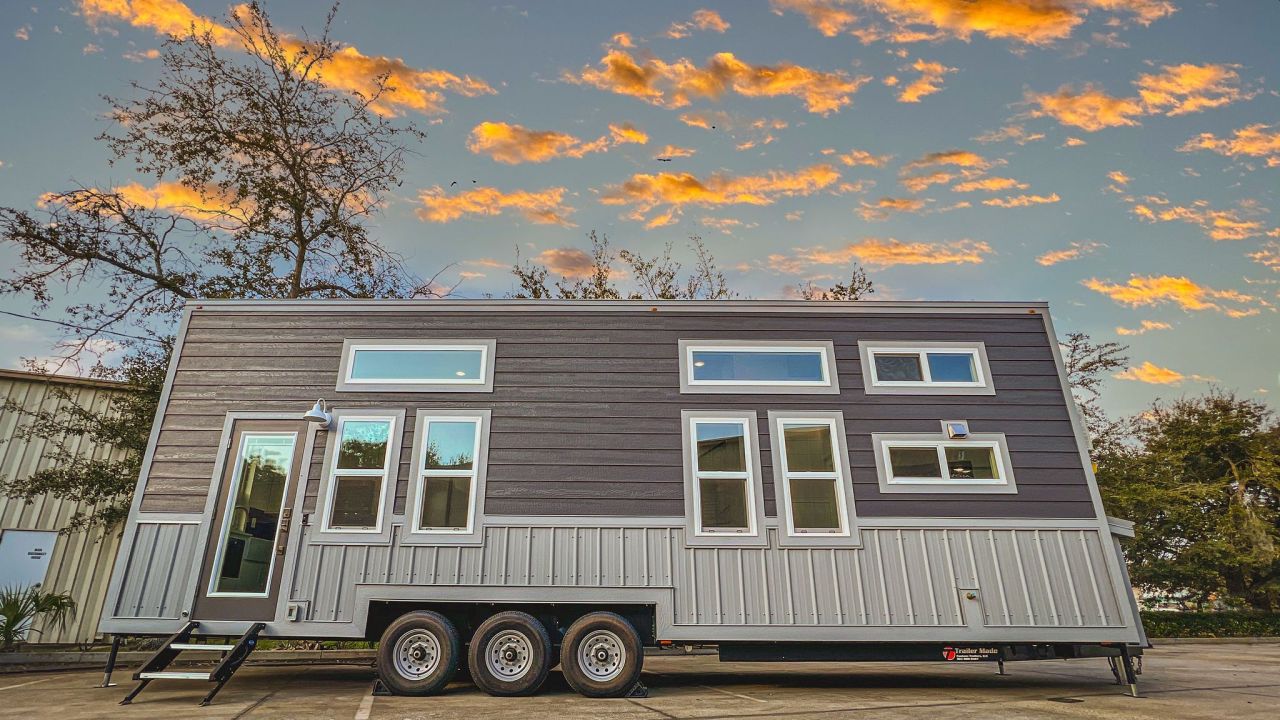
[0, 0, 1277, 419]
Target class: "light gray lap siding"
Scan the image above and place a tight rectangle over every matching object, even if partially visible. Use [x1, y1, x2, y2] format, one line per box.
[142, 309, 1092, 518]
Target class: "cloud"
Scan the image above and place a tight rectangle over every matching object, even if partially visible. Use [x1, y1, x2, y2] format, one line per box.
[1083, 274, 1260, 317]
[901, 170, 962, 193]
[897, 58, 956, 103]
[770, 0, 858, 37]
[982, 193, 1061, 208]
[599, 164, 841, 227]
[79, 0, 494, 116]
[1106, 170, 1132, 193]
[973, 124, 1046, 145]
[831, 149, 891, 167]
[416, 186, 576, 226]
[566, 48, 871, 114]
[1062, 136, 1087, 147]
[856, 196, 928, 220]
[701, 216, 758, 234]
[852, 0, 1175, 47]
[1115, 361, 1211, 385]
[83, 42, 103, 54]
[1036, 240, 1103, 266]
[122, 47, 160, 61]
[15, 25, 30, 41]
[1024, 63, 1250, 132]
[533, 248, 596, 278]
[1115, 320, 1171, 336]
[466, 121, 646, 164]
[1179, 123, 1280, 167]
[1127, 197, 1267, 241]
[903, 149, 995, 172]
[1248, 242, 1280, 273]
[654, 144, 696, 159]
[111, 181, 248, 223]
[769, 237, 991, 272]
[952, 176, 1029, 193]
[611, 32, 635, 48]
[667, 8, 730, 38]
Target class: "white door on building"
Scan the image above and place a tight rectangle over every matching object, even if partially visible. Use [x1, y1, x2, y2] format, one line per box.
[0, 529, 58, 589]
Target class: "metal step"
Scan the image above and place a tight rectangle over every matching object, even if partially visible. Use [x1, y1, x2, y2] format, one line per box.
[170, 643, 235, 651]
[139, 671, 213, 681]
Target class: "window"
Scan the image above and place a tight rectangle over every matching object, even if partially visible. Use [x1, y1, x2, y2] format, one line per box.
[209, 432, 297, 596]
[858, 341, 994, 395]
[681, 411, 766, 545]
[322, 415, 397, 532]
[336, 339, 496, 392]
[679, 340, 839, 394]
[872, 429, 1017, 494]
[414, 417, 481, 533]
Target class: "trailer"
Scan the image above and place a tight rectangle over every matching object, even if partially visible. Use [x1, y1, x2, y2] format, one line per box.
[98, 299, 1146, 703]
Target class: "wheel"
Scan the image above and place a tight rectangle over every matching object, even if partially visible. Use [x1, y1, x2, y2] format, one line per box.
[467, 610, 552, 696]
[560, 612, 643, 698]
[375, 611, 460, 696]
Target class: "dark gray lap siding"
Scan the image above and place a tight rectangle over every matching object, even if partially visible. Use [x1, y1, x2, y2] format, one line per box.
[143, 309, 1094, 519]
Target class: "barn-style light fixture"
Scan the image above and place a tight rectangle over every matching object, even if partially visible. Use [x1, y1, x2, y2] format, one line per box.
[304, 399, 333, 429]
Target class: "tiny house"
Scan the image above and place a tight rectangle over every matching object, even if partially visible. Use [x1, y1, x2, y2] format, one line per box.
[100, 300, 1145, 700]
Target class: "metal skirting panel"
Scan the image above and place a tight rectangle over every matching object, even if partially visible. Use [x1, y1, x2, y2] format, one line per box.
[288, 525, 1124, 630]
[111, 522, 201, 619]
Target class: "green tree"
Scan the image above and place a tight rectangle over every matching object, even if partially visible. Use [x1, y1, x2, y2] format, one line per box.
[0, 3, 436, 529]
[1097, 391, 1280, 610]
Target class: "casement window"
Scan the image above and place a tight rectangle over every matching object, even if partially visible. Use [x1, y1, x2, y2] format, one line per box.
[336, 339, 496, 392]
[321, 414, 399, 532]
[679, 340, 839, 394]
[872, 427, 1017, 494]
[768, 411, 858, 544]
[680, 411, 767, 546]
[858, 341, 994, 395]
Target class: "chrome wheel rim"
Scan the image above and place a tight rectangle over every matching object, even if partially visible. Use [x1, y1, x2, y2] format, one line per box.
[393, 629, 441, 680]
[578, 630, 626, 682]
[485, 630, 533, 681]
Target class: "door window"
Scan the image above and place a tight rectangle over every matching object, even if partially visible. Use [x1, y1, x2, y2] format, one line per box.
[209, 432, 297, 596]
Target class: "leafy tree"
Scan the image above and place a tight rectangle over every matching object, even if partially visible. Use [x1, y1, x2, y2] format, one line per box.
[0, 3, 437, 529]
[1097, 391, 1280, 610]
[1060, 332, 1129, 450]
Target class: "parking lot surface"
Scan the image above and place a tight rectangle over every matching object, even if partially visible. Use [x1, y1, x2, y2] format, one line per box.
[2, 642, 1277, 719]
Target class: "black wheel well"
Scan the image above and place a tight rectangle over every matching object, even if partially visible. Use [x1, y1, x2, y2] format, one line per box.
[365, 602, 656, 646]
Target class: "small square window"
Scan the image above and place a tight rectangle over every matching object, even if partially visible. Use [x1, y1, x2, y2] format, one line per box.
[788, 477, 841, 530]
[420, 476, 473, 530]
[860, 341, 994, 395]
[944, 446, 999, 480]
[874, 432, 1015, 494]
[329, 475, 382, 529]
[927, 353, 978, 383]
[873, 354, 924, 382]
[698, 477, 751, 530]
[888, 446, 943, 478]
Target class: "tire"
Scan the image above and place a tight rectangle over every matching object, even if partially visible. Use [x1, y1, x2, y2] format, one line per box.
[376, 610, 460, 696]
[560, 612, 643, 698]
[467, 611, 552, 697]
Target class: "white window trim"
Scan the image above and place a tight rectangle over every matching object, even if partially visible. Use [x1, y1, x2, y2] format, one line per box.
[678, 339, 840, 395]
[858, 340, 995, 396]
[411, 415, 483, 535]
[335, 338, 496, 393]
[320, 414, 398, 534]
[680, 410, 767, 547]
[871, 430, 1018, 494]
[774, 417, 850, 538]
[206, 430, 298, 598]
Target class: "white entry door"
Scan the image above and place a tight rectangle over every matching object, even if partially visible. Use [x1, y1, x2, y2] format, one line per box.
[0, 529, 58, 589]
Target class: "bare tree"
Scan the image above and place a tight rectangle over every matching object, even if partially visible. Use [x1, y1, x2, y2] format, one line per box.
[796, 266, 874, 300]
[1061, 332, 1130, 450]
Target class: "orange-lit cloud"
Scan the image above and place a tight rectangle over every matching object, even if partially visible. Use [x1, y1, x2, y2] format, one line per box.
[1115, 320, 1171, 336]
[852, 0, 1175, 47]
[973, 124, 1046, 145]
[113, 181, 249, 223]
[982, 193, 1061, 208]
[832, 149, 892, 167]
[903, 149, 996, 172]
[769, 237, 991, 272]
[80, 0, 494, 116]
[1179, 123, 1280, 167]
[701, 216, 759, 234]
[1062, 136, 1087, 147]
[600, 164, 841, 227]
[533, 248, 598, 278]
[901, 171, 962, 193]
[952, 177, 1029, 193]
[856, 196, 928, 221]
[667, 9, 731, 38]
[566, 49, 871, 114]
[416, 186, 575, 226]
[466, 121, 647, 164]
[770, 0, 858, 37]
[1128, 198, 1266, 241]
[1036, 240, 1102, 266]
[1248, 242, 1280, 272]
[1083, 274, 1260, 317]
[1115, 361, 1211, 385]
[897, 58, 956, 103]
[654, 144, 697, 159]
[1024, 64, 1249, 132]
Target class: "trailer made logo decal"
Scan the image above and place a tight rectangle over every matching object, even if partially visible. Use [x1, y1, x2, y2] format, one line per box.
[942, 646, 1001, 662]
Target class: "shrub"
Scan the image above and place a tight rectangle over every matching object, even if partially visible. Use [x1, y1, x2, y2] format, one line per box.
[0, 585, 77, 651]
[1141, 611, 1280, 638]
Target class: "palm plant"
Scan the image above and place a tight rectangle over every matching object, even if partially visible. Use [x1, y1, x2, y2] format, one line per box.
[0, 585, 77, 651]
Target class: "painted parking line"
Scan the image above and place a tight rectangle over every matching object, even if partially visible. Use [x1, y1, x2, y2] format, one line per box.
[0, 677, 55, 692]
[698, 684, 768, 703]
[353, 687, 375, 720]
